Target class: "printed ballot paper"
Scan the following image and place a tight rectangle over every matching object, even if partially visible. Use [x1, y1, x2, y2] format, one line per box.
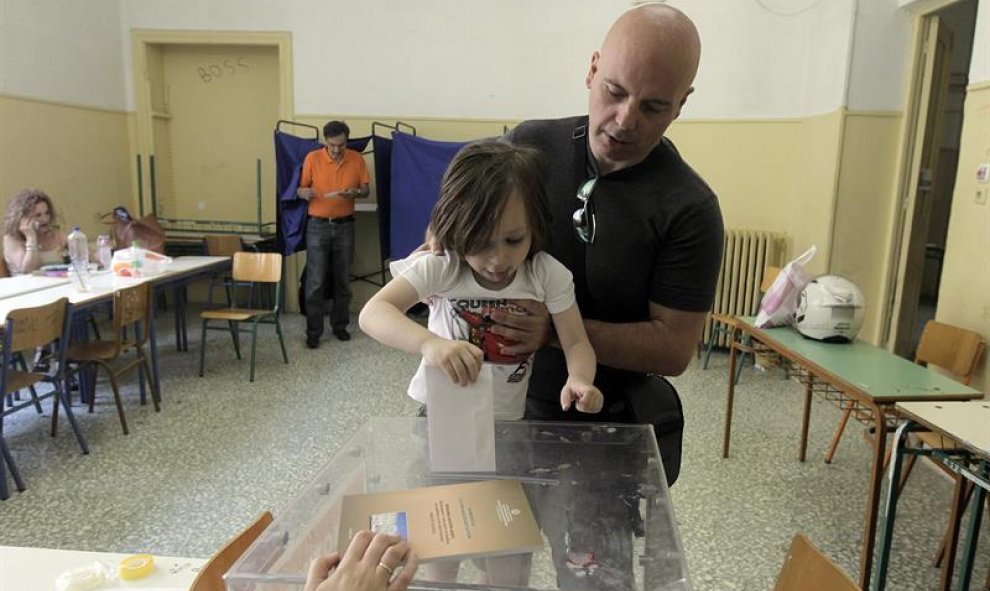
[425, 365, 496, 472]
[337, 479, 542, 562]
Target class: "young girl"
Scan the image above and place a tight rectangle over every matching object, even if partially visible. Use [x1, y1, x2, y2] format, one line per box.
[359, 139, 603, 420]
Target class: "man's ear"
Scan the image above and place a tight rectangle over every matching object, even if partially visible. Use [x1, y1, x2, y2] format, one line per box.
[585, 51, 601, 90]
[673, 86, 694, 120]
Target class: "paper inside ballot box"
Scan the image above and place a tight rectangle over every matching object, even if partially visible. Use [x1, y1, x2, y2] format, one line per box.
[337, 479, 542, 562]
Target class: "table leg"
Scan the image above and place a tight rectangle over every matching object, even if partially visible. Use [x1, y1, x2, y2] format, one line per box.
[955, 460, 988, 591]
[722, 326, 739, 459]
[872, 420, 916, 591]
[150, 285, 161, 398]
[858, 403, 887, 589]
[799, 378, 812, 462]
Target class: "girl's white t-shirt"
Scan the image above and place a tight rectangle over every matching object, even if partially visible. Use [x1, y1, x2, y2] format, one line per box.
[391, 251, 576, 419]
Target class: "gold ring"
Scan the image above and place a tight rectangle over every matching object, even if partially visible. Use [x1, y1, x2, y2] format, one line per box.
[377, 561, 394, 576]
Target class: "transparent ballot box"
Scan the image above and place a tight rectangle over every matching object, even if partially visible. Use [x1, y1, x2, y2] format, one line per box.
[226, 417, 690, 590]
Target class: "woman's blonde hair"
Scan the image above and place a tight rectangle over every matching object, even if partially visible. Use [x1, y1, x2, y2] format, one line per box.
[4, 188, 58, 239]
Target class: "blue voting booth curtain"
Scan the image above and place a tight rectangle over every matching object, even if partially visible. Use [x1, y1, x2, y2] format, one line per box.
[274, 132, 372, 257]
[274, 131, 321, 256]
[388, 132, 468, 260]
[371, 135, 393, 262]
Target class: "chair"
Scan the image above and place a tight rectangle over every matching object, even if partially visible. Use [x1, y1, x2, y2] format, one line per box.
[203, 235, 246, 306]
[188, 511, 273, 591]
[774, 533, 860, 591]
[824, 320, 985, 464]
[64, 282, 160, 436]
[703, 265, 781, 384]
[0, 298, 89, 500]
[199, 252, 288, 382]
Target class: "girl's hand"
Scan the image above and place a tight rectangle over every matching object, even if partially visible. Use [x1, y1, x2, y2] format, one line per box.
[421, 337, 483, 386]
[560, 379, 604, 414]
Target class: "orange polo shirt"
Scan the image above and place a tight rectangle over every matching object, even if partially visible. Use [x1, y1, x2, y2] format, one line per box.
[301, 147, 370, 219]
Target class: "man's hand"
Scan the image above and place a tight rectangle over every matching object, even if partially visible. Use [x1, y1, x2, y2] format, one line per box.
[421, 337, 483, 386]
[489, 299, 551, 356]
[297, 187, 316, 201]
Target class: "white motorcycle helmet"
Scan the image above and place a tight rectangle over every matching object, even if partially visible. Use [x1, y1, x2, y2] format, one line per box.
[795, 275, 865, 343]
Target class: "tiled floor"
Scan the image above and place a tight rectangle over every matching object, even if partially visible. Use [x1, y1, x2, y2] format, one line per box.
[1, 309, 986, 590]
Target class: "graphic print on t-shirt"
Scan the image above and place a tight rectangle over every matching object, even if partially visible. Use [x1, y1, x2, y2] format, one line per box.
[445, 298, 530, 382]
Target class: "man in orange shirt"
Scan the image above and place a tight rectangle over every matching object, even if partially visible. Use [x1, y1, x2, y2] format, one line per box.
[297, 120, 370, 348]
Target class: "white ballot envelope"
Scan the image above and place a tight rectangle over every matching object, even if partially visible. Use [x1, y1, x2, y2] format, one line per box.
[425, 364, 496, 472]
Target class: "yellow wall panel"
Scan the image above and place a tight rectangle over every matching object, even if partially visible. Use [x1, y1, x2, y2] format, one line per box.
[936, 83, 990, 392]
[0, 94, 130, 241]
[830, 112, 904, 344]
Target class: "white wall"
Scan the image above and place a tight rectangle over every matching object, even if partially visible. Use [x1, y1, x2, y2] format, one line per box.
[970, 0, 990, 81]
[0, 0, 126, 109]
[118, 0, 624, 119]
[115, 0, 863, 120]
[5, 0, 984, 119]
[847, 0, 915, 111]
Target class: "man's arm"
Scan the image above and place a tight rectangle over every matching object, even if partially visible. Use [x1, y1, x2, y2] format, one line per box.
[491, 300, 706, 376]
[584, 302, 706, 376]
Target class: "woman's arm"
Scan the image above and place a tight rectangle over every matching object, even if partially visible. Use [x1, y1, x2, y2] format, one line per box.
[358, 277, 482, 385]
[4, 232, 38, 275]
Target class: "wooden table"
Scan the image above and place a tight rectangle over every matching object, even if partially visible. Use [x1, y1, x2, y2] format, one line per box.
[873, 400, 990, 591]
[720, 317, 983, 589]
[0, 545, 204, 590]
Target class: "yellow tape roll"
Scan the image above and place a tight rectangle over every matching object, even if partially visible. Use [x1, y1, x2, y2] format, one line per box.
[119, 553, 156, 580]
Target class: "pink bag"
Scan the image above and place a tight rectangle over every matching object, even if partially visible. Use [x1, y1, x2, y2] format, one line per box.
[755, 245, 817, 328]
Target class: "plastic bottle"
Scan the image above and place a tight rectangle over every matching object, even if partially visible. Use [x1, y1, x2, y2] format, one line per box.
[97, 235, 113, 270]
[66, 226, 91, 291]
[130, 241, 144, 276]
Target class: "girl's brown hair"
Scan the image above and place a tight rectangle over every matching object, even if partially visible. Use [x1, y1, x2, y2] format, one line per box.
[430, 139, 549, 257]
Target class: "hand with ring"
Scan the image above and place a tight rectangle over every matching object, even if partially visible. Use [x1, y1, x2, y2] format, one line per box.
[303, 530, 418, 591]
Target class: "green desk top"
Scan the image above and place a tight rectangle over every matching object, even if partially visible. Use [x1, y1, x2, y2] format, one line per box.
[740, 317, 982, 403]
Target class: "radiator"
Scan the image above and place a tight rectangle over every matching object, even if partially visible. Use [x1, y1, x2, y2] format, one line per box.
[706, 229, 787, 347]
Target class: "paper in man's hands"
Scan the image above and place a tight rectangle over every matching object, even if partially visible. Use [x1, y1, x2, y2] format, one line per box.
[425, 364, 496, 472]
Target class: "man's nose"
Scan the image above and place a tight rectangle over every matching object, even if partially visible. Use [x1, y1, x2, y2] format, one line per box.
[614, 99, 639, 130]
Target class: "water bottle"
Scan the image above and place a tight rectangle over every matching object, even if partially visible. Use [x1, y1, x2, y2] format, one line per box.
[97, 234, 113, 270]
[66, 226, 91, 291]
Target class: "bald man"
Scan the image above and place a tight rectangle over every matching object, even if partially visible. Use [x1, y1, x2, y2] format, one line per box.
[503, 4, 723, 484]
[497, 5, 723, 588]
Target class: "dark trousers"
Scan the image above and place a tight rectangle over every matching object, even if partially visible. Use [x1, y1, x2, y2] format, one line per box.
[304, 217, 354, 338]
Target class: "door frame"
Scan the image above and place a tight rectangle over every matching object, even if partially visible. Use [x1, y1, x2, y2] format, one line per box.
[131, 30, 293, 216]
[880, 5, 956, 353]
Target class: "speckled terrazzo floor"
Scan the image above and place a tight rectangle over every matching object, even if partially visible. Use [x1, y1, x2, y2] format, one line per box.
[1, 307, 987, 590]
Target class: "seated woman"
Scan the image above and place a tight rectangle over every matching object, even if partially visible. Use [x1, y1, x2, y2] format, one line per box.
[3, 188, 67, 275]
